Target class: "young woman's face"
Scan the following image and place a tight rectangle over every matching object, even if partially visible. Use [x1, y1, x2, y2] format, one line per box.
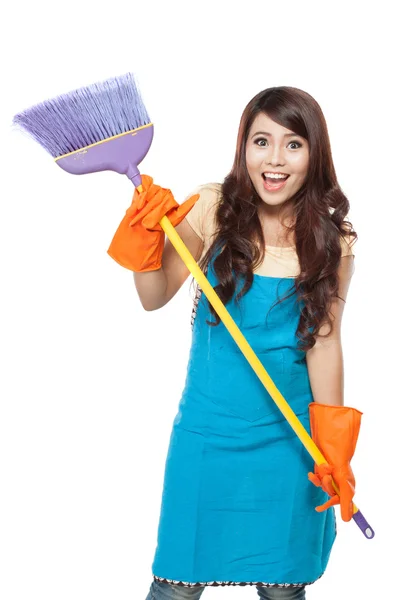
[245, 113, 309, 213]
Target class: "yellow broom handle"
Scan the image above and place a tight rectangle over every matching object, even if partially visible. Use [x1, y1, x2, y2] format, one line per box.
[156, 214, 374, 539]
[159, 216, 325, 464]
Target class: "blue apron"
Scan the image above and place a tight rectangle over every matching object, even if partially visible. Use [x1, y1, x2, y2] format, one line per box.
[151, 250, 336, 588]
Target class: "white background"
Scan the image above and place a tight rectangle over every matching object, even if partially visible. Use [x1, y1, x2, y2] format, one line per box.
[1, 1, 398, 598]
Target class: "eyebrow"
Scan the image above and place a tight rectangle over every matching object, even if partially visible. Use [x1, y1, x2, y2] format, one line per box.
[251, 131, 301, 138]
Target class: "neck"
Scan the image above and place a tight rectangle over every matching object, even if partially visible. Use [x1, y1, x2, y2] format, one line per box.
[257, 202, 296, 246]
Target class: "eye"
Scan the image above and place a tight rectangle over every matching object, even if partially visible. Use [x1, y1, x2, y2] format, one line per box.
[253, 137, 303, 149]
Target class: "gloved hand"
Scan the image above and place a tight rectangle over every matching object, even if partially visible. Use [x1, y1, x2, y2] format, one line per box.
[307, 402, 363, 522]
[107, 175, 200, 272]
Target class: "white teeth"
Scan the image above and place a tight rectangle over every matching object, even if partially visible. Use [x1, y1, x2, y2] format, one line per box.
[263, 172, 288, 179]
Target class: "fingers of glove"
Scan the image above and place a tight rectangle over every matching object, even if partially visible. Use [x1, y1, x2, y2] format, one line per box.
[135, 190, 148, 213]
[308, 471, 335, 496]
[127, 187, 157, 221]
[319, 483, 354, 521]
[126, 186, 197, 232]
[316, 463, 334, 478]
[125, 189, 147, 218]
[132, 174, 154, 204]
[314, 478, 355, 521]
[168, 194, 200, 227]
[332, 466, 355, 521]
[321, 474, 336, 497]
[336, 464, 356, 489]
[315, 463, 336, 496]
[139, 174, 154, 192]
[341, 500, 355, 522]
[337, 478, 355, 522]
[315, 495, 340, 513]
[340, 498, 355, 522]
[140, 191, 178, 229]
[139, 182, 173, 208]
[129, 189, 176, 228]
[126, 176, 161, 217]
[308, 472, 322, 488]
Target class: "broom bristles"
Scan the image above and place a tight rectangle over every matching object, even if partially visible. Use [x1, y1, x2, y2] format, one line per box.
[12, 72, 151, 158]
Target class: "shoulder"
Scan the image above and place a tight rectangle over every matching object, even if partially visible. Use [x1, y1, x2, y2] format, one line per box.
[185, 182, 222, 241]
[188, 182, 222, 206]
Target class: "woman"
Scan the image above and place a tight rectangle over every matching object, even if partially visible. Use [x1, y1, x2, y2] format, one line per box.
[107, 86, 363, 599]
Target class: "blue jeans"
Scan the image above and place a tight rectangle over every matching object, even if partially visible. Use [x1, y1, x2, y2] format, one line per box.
[146, 580, 306, 599]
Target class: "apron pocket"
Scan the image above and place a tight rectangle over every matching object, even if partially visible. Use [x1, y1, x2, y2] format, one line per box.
[207, 348, 285, 422]
[289, 358, 313, 398]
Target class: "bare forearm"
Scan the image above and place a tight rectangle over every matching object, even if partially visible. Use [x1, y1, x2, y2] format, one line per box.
[133, 268, 168, 311]
[306, 340, 345, 406]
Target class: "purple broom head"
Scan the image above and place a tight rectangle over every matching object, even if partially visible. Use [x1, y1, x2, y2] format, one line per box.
[12, 72, 153, 187]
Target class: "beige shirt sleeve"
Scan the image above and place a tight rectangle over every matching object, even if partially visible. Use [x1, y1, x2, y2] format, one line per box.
[185, 183, 222, 259]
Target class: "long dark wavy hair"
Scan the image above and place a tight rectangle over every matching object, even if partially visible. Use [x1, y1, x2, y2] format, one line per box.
[193, 86, 357, 352]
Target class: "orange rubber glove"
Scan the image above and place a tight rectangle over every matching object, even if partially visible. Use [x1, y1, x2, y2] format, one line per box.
[307, 402, 363, 522]
[107, 175, 200, 272]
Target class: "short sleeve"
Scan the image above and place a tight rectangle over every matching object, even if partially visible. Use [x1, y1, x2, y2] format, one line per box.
[185, 183, 221, 255]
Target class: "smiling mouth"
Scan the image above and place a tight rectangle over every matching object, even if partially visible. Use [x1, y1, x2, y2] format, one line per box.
[262, 174, 290, 191]
[262, 174, 290, 182]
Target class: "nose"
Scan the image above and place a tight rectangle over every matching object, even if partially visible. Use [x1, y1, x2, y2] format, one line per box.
[263, 146, 285, 167]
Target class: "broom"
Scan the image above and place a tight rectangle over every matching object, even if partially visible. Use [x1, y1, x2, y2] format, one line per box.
[12, 72, 374, 539]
